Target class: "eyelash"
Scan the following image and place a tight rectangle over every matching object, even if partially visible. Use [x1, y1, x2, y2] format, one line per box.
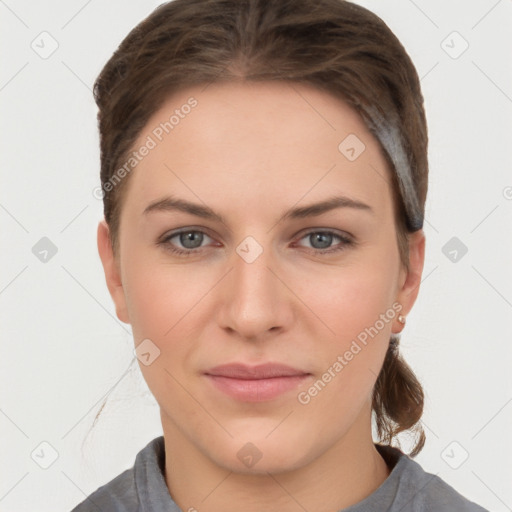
[158, 228, 355, 257]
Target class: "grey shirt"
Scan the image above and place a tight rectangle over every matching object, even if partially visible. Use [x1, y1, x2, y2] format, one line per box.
[70, 436, 489, 511]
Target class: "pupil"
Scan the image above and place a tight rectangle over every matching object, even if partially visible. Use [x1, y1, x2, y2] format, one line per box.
[312, 232, 332, 249]
[181, 231, 203, 249]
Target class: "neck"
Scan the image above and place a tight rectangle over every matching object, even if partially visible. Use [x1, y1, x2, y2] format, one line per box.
[161, 405, 391, 512]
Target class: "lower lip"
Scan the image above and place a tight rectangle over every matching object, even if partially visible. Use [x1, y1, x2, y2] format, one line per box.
[204, 374, 310, 402]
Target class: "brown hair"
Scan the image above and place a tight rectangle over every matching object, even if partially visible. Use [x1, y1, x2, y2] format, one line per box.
[93, 0, 428, 456]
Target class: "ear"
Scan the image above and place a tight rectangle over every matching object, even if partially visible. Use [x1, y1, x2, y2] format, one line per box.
[97, 220, 130, 324]
[393, 229, 425, 333]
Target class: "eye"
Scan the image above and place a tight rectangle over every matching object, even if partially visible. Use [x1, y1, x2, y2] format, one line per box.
[159, 229, 215, 256]
[158, 228, 355, 257]
[295, 230, 354, 254]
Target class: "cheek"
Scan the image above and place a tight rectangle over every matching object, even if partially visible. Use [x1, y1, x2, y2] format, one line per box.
[123, 238, 399, 355]
[122, 259, 203, 403]
[122, 232, 398, 385]
[295, 270, 394, 427]
[122, 251, 217, 392]
[292, 254, 397, 402]
[123, 248, 210, 337]
[295, 259, 398, 343]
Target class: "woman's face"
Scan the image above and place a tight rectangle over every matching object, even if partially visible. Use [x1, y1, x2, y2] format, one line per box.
[98, 81, 424, 473]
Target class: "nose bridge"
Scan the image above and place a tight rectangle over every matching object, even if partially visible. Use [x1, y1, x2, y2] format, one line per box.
[218, 233, 287, 336]
[231, 234, 278, 303]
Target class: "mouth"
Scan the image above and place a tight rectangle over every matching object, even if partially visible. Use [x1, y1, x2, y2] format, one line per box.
[203, 362, 312, 402]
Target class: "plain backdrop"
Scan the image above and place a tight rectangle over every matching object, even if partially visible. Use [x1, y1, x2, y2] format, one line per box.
[1, 1, 511, 511]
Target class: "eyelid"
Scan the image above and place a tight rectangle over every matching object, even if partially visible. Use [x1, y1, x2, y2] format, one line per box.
[159, 227, 352, 244]
[159, 226, 216, 243]
[292, 229, 353, 250]
[294, 227, 353, 241]
[159, 226, 354, 256]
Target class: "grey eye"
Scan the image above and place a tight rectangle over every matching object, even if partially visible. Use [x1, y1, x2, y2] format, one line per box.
[176, 231, 205, 249]
[307, 232, 334, 249]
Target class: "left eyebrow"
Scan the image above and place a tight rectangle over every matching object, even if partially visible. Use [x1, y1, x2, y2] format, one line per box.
[142, 194, 374, 224]
[280, 195, 374, 221]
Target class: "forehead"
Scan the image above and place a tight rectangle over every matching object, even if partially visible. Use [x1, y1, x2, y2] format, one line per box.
[122, 80, 393, 220]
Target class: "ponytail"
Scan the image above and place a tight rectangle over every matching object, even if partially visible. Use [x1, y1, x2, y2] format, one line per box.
[372, 335, 426, 457]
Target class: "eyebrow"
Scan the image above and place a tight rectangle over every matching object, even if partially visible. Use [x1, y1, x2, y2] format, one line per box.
[143, 194, 374, 224]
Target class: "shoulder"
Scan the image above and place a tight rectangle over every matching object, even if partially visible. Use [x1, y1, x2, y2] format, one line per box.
[377, 444, 489, 512]
[415, 474, 489, 511]
[69, 466, 139, 512]
[69, 436, 166, 512]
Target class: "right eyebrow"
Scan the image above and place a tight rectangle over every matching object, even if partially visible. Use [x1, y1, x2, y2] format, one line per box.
[143, 196, 226, 223]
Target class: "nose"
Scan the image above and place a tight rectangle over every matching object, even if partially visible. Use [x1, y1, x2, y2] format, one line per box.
[216, 239, 294, 341]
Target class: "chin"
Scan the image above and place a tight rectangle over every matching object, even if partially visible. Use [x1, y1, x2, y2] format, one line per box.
[209, 432, 317, 476]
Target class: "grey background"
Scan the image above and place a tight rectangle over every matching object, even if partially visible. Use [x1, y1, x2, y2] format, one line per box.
[1, 0, 511, 510]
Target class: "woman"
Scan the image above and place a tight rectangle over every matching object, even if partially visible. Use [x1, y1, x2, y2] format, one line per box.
[71, 0, 488, 510]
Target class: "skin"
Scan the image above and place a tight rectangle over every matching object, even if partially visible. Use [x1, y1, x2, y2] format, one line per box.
[98, 80, 425, 512]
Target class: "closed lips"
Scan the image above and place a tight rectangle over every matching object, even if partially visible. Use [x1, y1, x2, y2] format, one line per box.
[204, 363, 310, 379]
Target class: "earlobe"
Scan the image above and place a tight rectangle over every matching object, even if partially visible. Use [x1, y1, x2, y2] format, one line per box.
[97, 220, 131, 324]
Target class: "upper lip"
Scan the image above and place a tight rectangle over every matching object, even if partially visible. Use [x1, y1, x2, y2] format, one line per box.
[205, 363, 310, 379]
